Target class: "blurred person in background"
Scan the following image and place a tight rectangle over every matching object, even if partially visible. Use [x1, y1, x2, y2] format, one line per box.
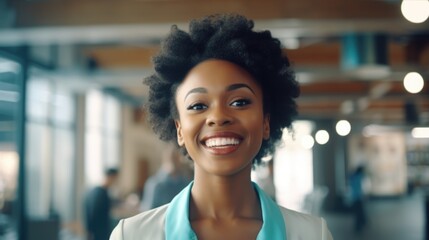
[140, 144, 192, 211]
[110, 14, 332, 239]
[349, 165, 367, 233]
[84, 168, 119, 240]
[0, 177, 4, 210]
[0, 176, 6, 236]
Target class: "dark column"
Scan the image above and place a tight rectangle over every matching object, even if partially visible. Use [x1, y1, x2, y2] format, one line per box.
[16, 46, 29, 240]
[313, 119, 347, 211]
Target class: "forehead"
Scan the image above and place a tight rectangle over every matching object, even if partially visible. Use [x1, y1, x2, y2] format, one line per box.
[177, 59, 261, 95]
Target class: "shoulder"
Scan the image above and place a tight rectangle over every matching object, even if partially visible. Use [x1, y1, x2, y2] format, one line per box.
[278, 206, 333, 240]
[110, 205, 168, 240]
[88, 186, 101, 193]
[86, 187, 106, 198]
[145, 171, 167, 187]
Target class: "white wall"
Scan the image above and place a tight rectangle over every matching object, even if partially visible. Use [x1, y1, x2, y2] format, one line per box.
[120, 105, 167, 196]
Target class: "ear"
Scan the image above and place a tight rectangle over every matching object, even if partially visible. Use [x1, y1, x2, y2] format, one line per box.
[263, 114, 270, 140]
[175, 120, 185, 146]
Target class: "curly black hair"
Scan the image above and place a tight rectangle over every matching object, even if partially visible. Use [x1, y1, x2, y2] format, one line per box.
[144, 14, 300, 165]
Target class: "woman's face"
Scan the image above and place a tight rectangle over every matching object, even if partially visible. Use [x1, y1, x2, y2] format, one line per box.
[174, 59, 270, 177]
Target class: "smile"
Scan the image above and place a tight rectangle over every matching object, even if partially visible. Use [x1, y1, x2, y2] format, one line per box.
[204, 137, 240, 148]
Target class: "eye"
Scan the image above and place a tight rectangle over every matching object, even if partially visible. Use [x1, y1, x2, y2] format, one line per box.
[230, 99, 251, 107]
[186, 103, 207, 111]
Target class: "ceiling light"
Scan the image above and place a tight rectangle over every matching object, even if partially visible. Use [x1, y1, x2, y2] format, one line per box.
[401, 0, 429, 23]
[411, 127, 429, 138]
[280, 38, 300, 49]
[340, 100, 354, 114]
[336, 120, 351, 136]
[341, 33, 390, 79]
[403, 72, 424, 94]
[315, 130, 330, 145]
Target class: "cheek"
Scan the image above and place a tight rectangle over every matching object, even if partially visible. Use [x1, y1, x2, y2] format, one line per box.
[181, 122, 194, 137]
[179, 116, 201, 142]
[244, 111, 265, 131]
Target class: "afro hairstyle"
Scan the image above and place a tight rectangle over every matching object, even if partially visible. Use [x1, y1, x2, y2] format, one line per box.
[144, 13, 300, 165]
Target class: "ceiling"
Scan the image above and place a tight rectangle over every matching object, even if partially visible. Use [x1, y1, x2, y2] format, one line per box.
[1, 0, 428, 129]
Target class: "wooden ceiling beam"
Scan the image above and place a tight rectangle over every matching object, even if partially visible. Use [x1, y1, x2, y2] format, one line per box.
[12, 0, 403, 27]
[84, 46, 160, 68]
[85, 41, 411, 68]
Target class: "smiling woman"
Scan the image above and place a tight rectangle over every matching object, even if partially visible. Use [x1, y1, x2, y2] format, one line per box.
[110, 14, 333, 240]
[174, 60, 269, 177]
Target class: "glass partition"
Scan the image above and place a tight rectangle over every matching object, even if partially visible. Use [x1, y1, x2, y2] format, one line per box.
[0, 56, 20, 239]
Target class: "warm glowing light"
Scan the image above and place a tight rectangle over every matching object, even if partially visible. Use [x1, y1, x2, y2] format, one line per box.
[315, 130, 330, 145]
[401, 0, 429, 23]
[299, 135, 315, 149]
[336, 120, 351, 136]
[280, 38, 300, 49]
[412, 127, 429, 138]
[261, 155, 273, 163]
[404, 72, 425, 94]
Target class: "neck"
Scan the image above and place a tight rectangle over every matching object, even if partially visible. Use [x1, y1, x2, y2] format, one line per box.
[190, 166, 261, 221]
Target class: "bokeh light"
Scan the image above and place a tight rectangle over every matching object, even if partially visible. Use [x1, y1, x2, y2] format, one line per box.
[315, 130, 330, 145]
[401, 0, 429, 23]
[404, 72, 424, 94]
[336, 120, 351, 136]
[412, 127, 429, 138]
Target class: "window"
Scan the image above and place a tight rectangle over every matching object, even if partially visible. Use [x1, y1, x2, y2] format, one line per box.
[26, 77, 75, 220]
[274, 121, 314, 211]
[85, 90, 121, 187]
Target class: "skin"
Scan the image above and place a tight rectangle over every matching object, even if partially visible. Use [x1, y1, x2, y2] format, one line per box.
[174, 59, 270, 239]
[103, 174, 118, 188]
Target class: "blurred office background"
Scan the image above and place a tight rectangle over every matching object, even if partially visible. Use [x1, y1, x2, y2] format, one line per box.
[0, 0, 428, 239]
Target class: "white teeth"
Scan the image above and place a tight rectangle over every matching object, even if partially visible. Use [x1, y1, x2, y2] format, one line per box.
[205, 138, 240, 147]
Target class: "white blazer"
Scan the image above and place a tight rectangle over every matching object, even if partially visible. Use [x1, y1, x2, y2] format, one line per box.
[110, 204, 333, 240]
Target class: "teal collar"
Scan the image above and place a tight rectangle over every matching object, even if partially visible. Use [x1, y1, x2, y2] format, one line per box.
[165, 181, 286, 240]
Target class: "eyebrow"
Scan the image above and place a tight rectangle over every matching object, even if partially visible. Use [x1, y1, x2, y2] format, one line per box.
[184, 83, 255, 100]
[226, 83, 255, 94]
[184, 87, 207, 100]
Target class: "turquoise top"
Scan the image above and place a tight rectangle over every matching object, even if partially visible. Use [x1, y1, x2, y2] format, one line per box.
[165, 181, 287, 240]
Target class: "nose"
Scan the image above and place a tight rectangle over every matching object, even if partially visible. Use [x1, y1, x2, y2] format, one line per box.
[206, 104, 233, 127]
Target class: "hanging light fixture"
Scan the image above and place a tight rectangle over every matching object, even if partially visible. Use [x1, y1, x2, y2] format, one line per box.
[341, 33, 390, 79]
[401, 0, 429, 23]
[403, 72, 425, 94]
[336, 120, 351, 136]
[315, 130, 330, 145]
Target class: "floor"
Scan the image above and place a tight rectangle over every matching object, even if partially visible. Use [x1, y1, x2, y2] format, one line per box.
[323, 190, 425, 240]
